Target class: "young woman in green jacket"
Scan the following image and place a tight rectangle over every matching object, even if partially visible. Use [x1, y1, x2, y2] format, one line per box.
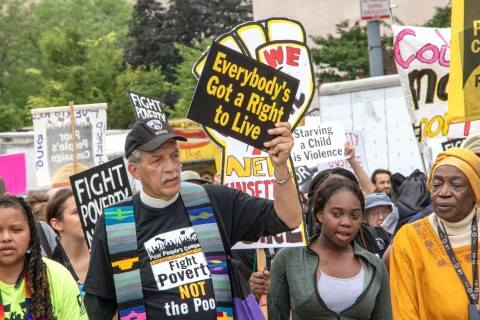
[268, 176, 392, 319]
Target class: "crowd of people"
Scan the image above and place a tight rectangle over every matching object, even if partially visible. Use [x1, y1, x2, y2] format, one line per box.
[1, 120, 480, 319]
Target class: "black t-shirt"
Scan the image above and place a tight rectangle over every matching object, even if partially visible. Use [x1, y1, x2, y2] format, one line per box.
[353, 225, 391, 258]
[84, 184, 292, 319]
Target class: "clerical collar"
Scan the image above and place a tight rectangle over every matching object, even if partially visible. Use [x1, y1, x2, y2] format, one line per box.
[140, 191, 179, 209]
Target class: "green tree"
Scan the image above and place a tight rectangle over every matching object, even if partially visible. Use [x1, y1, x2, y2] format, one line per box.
[0, 0, 133, 130]
[310, 21, 372, 81]
[0, 0, 40, 112]
[123, 0, 179, 80]
[25, 29, 173, 129]
[170, 41, 210, 119]
[423, 4, 451, 28]
[26, 30, 122, 109]
[28, 0, 132, 43]
[166, 0, 252, 46]
[109, 65, 173, 128]
[124, 0, 252, 81]
[0, 103, 24, 132]
[21, 0, 180, 130]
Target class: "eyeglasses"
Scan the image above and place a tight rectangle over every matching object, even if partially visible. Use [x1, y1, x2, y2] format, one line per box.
[367, 209, 392, 218]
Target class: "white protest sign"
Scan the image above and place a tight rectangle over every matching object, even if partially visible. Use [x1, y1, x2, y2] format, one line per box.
[31, 103, 108, 189]
[393, 25, 480, 142]
[317, 130, 370, 175]
[292, 122, 346, 167]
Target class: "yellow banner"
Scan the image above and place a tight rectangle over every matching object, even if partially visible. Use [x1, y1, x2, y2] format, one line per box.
[447, 0, 480, 124]
[178, 139, 219, 162]
[168, 118, 221, 162]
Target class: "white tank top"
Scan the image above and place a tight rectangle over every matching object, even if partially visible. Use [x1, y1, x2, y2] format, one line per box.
[317, 263, 365, 314]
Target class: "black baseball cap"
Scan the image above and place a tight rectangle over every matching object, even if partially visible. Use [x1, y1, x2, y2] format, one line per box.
[125, 118, 187, 158]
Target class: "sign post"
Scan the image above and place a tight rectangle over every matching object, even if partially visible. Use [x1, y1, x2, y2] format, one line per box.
[360, 0, 390, 77]
[360, 0, 391, 21]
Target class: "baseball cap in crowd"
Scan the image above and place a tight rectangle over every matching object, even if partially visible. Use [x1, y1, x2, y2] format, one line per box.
[181, 170, 212, 185]
[365, 192, 394, 210]
[125, 118, 187, 158]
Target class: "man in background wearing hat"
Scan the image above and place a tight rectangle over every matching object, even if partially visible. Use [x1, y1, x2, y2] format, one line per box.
[461, 135, 480, 157]
[364, 193, 395, 228]
[363, 193, 394, 263]
[181, 170, 212, 185]
[83, 118, 301, 319]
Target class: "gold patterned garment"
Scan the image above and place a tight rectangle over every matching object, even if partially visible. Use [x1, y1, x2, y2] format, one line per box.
[390, 209, 478, 320]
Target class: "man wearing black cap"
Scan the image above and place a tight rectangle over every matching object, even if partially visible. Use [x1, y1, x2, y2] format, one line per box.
[83, 117, 301, 319]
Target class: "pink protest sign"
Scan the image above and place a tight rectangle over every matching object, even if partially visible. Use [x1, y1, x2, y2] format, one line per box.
[0, 153, 27, 195]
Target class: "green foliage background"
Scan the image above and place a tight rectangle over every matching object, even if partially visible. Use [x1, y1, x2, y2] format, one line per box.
[0, 0, 449, 131]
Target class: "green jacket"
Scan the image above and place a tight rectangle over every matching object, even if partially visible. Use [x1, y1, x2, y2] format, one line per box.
[268, 242, 392, 320]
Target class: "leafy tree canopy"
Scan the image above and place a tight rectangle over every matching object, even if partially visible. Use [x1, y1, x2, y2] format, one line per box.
[171, 40, 210, 119]
[310, 21, 373, 81]
[423, 4, 451, 28]
[0, 0, 133, 130]
[124, 0, 252, 81]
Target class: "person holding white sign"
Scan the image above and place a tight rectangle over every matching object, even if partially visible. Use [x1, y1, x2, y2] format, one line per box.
[83, 117, 301, 319]
[344, 141, 375, 195]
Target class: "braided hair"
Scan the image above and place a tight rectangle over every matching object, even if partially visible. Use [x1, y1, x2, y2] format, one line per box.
[306, 168, 362, 239]
[0, 196, 55, 319]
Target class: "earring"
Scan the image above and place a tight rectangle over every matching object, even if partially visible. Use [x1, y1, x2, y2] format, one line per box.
[26, 249, 31, 254]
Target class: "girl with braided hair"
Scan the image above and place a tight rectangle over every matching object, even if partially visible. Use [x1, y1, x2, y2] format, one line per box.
[0, 195, 88, 320]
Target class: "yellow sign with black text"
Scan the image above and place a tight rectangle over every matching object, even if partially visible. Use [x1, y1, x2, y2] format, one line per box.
[447, 0, 480, 124]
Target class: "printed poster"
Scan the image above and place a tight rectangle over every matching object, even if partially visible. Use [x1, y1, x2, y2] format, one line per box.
[192, 18, 316, 249]
[188, 41, 298, 151]
[316, 130, 370, 176]
[69, 157, 132, 249]
[128, 90, 167, 121]
[291, 122, 346, 167]
[392, 25, 480, 144]
[447, 0, 480, 124]
[31, 103, 108, 188]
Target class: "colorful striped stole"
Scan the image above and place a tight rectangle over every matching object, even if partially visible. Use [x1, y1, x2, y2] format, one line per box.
[104, 204, 146, 320]
[181, 182, 234, 319]
[104, 182, 234, 319]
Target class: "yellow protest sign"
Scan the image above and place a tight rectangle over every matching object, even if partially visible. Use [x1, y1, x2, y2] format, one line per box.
[447, 0, 480, 124]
